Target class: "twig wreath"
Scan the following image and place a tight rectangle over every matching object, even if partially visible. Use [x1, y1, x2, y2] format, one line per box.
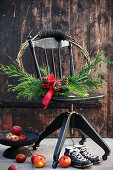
[0, 30, 112, 108]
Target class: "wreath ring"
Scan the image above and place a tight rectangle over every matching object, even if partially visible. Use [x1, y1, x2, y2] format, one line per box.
[16, 30, 90, 74]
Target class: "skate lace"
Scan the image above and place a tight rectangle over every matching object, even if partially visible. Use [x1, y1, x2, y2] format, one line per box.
[80, 147, 97, 158]
[71, 149, 87, 161]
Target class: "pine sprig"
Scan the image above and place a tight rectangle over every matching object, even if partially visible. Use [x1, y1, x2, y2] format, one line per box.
[72, 52, 109, 93]
[76, 52, 107, 82]
[0, 64, 29, 78]
[0, 64, 48, 100]
[40, 65, 51, 76]
[68, 76, 89, 97]
[8, 78, 48, 100]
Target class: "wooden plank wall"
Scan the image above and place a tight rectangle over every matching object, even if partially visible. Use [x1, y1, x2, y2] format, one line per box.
[0, 0, 113, 137]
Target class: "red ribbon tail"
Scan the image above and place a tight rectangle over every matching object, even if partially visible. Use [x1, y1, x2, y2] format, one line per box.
[42, 87, 55, 109]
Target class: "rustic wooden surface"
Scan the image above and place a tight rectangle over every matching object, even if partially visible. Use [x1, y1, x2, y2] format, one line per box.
[0, 0, 113, 137]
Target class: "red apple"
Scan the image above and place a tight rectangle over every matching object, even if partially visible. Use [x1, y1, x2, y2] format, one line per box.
[59, 155, 71, 168]
[18, 134, 27, 140]
[31, 154, 38, 163]
[5, 133, 13, 140]
[12, 126, 22, 135]
[33, 155, 46, 168]
[10, 135, 19, 141]
[8, 165, 18, 170]
[16, 154, 26, 163]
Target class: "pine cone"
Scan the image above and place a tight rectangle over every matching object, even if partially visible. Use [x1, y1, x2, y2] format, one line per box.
[53, 81, 62, 91]
[60, 76, 68, 85]
[42, 76, 49, 84]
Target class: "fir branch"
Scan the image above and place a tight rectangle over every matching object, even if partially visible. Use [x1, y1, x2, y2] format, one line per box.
[0, 64, 30, 78]
[68, 76, 89, 97]
[8, 76, 48, 100]
[54, 85, 70, 96]
[72, 52, 110, 92]
[0, 64, 48, 100]
[40, 65, 51, 76]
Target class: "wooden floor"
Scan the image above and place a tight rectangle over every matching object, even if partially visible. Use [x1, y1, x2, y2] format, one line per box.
[0, 138, 113, 170]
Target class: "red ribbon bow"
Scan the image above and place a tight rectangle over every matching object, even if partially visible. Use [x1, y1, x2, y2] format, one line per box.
[42, 74, 56, 109]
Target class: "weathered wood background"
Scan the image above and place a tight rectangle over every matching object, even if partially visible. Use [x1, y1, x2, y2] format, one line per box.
[0, 0, 113, 137]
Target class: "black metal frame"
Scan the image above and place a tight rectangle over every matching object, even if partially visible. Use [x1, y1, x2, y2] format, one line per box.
[27, 32, 111, 168]
[33, 104, 110, 168]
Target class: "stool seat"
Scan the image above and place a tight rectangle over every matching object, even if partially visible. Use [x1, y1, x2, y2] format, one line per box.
[52, 93, 104, 103]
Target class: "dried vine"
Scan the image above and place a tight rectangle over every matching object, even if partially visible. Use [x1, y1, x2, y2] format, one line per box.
[16, 5, 30, 74]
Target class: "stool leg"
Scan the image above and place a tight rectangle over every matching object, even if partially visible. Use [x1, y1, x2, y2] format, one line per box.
[71, 113, 111, 159]
[52, 112, 72, 168]
[77, 129, 86, 145]
[33, 112, 68, 149]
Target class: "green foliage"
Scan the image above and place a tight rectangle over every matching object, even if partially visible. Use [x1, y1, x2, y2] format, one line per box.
[0, 64, 48, 100]
[68, 76, 89, 97]
[8, 77, 47, 100]
[0, 52, 112, 100]
[72, 52, 110, 93]
[0, 64, 29, 78]
[54, 85, 70, 97]
[40, 65, 51, 76]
